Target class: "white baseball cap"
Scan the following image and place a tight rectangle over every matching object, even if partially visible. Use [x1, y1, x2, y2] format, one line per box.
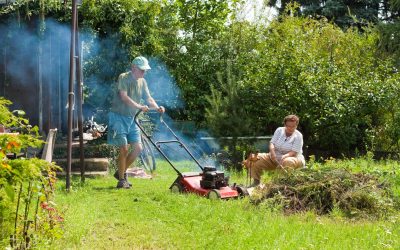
[132, 56, 151, 70]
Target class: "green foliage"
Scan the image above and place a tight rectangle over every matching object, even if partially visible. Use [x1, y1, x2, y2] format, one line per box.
[207, 7, 400, 155]
[0, 0, 64, 16]
[0, 98, 63, 249]
[176, 0, 229, 41]
[0, 98, 43, 150]
[204, 19, 271, 134]
[392, 0, 400, 10]
[1, 1, 399, 158]
[160, 0, 236, 121]
[205, 62, 250, 137]
[377, 21, 400, 67]
[376, 0, 399, 63]
[268, 0, 393, 28]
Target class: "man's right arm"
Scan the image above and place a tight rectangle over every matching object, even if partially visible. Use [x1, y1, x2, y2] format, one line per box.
[269, 127, 281, 162]
[269, 142, 277, 162]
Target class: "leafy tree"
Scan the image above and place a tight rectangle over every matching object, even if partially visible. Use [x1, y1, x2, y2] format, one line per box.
[176, 0, 230, 41]
[2, 0, 399, 158]
[161, 0, 234, 122]
[376, 0, 400, 66]
[206, 5, 400, 156]
[267, 0, 397, 28]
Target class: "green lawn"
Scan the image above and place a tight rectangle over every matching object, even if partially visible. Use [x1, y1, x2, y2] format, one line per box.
[51, 161, 400, 249]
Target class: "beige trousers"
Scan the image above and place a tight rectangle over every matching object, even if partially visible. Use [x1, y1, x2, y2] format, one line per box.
[243, 153, 303, 180]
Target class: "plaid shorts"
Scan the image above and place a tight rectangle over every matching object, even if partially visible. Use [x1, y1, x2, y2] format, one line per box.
[107, 112, 141, 146]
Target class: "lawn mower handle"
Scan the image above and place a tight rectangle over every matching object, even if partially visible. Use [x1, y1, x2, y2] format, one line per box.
[134, 107, 162, 118]
[133, 109, 183, 176]
[134, 109, 178, 141]
[135, 107, 170, 124]
[134, 109, 205, 173]
[134, 108, 164, 140]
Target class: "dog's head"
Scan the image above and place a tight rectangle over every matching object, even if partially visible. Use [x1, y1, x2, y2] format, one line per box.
[241, 152, 259, 169]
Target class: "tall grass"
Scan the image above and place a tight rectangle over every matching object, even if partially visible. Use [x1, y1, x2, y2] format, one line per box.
[50, 158, 400, 249]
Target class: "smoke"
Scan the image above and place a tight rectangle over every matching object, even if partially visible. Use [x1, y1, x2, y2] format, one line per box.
[80, 35, 185, 122]
[0, 19, 68, 88]
[146, 57, 184, 110]
[142, 112, 221, 172]
[0, 18, 71, 129]
[0, 17, 177, 112]
[0, 17, 222, 170]
[1, 18, 71, 86]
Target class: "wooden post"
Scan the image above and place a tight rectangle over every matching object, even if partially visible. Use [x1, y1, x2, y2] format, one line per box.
[75, 8, 86, 183]
[66, 0, 78, 192]
[38, 42, 43, 132]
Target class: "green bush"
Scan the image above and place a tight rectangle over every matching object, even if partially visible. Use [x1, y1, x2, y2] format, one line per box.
[0, 98, 62, 249]
[206, 5, 400, 157]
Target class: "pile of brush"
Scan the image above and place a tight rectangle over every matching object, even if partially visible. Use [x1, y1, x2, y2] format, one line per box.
[251, 168, 398, 218]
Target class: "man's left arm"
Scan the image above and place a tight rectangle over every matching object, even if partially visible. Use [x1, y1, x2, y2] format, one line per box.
[281, 151, 298, 161]
[281, 133, 303, 161]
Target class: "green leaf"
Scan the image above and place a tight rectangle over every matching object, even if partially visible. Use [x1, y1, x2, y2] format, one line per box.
[4, 183, 15, 201]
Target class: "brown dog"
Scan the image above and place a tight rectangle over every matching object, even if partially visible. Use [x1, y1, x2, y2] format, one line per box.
[242, 152, 259, 169]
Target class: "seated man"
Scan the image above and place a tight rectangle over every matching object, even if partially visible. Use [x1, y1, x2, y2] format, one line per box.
[243, 114, 305, 186]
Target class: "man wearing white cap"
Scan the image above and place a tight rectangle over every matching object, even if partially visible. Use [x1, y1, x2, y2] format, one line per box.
[108, 56, 165, 189]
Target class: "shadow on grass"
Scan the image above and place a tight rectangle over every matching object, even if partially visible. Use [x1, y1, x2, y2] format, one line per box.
[92, 186, 117, 191]
[56, 176, 119, 192]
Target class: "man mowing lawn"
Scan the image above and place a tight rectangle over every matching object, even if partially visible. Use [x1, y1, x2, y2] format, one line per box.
[107, 56, 165, 189]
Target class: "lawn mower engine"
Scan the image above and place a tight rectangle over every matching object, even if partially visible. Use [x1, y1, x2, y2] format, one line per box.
[200, 166, 228, 189]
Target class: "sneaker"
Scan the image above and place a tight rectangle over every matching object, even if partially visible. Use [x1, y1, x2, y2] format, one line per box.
[114, 171, 132, 187]
[116, 179, 131, 189]
[248, 179, 260, 188]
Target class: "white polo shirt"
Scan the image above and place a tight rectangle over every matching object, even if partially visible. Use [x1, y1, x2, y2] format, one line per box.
[270, 127, 305, 166]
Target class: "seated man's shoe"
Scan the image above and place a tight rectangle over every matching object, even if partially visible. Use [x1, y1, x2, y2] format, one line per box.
[248, 179, 260, 188]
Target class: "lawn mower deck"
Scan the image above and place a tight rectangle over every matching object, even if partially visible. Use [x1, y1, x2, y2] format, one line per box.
[170, 171, 244, 199]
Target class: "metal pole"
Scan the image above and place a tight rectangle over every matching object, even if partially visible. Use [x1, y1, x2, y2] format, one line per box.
[48, 34, 53, 130]
[75, 9, 85, 183]
[3, 47, 6, 96]
[66, 0, 78, 192]
[38, 43, 43, 132]
[57, 31, 62, 131]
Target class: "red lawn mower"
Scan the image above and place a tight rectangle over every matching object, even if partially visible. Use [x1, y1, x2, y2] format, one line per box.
[134, 110, 248, 199]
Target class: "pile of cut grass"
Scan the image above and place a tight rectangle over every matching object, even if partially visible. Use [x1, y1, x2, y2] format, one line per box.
[251, 168, 398, 219]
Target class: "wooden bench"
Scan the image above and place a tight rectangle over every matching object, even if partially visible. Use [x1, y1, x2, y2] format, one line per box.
[41, 128, 58, 163]
[1, 129, 57, 161]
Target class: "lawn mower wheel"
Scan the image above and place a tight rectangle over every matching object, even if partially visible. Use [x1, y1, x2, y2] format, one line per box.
[170, 182, 183, 193]
[207, 189, 221, 200]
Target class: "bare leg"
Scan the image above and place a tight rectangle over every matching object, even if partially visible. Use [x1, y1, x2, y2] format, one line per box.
[125, 142, 142, 172]
[250, 153, 277, 181]
[118, 145, 129, 180]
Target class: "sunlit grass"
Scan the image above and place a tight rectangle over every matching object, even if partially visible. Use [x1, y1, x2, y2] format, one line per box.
[50, 159, 400, 249]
